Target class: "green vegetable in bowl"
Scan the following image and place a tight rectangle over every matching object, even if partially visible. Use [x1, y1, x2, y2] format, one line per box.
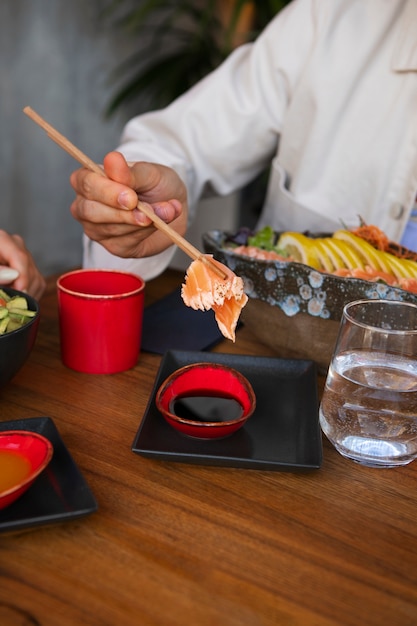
[247, 225, 276, 250]
[246, 226, 289, 256]
[0, 289, 37, 334]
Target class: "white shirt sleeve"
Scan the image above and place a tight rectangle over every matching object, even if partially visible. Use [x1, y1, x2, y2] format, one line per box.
[82, 235, 177, 281]
[84, 0, 315, 277]
[118, 0, 316, 215]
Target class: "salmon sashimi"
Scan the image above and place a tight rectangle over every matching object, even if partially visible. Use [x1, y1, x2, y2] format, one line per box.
[397, 278, 417, 294]
[181, 255, 248, 342]
[232, 245, 289, 262]
[333, 266, 398, 285]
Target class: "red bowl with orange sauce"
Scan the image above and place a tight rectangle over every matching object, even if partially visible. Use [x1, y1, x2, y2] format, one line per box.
[0, 431, 54, 509]
[155, 362, 256, 439]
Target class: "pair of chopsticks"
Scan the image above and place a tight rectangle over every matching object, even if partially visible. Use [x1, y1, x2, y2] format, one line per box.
[23, 106, 227, 280]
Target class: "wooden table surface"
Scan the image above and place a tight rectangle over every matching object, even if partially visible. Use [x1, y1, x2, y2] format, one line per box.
[1, 269, 416, 626]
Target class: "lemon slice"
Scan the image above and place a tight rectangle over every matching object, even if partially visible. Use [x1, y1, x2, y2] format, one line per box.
[332, 230, 390, 273]
[383, 255, 417, 279]
[400, 258, 417, 279]
[315, 238, 347, 271]
[380, 251, 414, 280]
[324, 238, 365, 270]
[277, 232, 321, 268]
[312, 239, 336, 272]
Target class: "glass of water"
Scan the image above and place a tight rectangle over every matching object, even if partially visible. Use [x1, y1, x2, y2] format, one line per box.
[319, 299, 417, 467]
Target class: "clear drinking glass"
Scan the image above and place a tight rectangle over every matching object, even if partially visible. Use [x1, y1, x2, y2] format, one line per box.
[319, 299, 417, 467]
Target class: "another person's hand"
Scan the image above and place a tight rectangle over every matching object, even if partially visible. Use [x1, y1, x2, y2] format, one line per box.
[69, 151, 188, 259]
[0, 230, 46, 299]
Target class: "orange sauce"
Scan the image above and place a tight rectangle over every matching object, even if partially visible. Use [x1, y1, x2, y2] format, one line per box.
[0, 450, 32, 491]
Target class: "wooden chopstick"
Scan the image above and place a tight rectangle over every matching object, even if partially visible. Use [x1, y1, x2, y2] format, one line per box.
[23, 106, 227, 280]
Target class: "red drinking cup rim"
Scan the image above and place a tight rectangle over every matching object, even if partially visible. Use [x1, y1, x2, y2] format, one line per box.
[57, 268, 145, 300]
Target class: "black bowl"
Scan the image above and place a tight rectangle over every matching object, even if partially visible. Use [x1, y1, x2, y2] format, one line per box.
[0, 288, 40, 388]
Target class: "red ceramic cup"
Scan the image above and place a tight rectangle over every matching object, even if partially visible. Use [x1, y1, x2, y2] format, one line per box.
[57, 269, 145, 374]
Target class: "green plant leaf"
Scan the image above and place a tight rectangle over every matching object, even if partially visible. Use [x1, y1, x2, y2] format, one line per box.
[102, 0, 289, 116]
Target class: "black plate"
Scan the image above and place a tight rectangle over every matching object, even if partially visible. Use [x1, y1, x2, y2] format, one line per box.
[132, 350, 322, 470]
[0, 417, 98, 533]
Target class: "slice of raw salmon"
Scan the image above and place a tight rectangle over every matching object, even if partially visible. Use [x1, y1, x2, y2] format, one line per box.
[181, 255, 248, 342]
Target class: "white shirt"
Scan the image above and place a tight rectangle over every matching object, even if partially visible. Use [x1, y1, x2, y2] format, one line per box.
[84, 0, 417, 279]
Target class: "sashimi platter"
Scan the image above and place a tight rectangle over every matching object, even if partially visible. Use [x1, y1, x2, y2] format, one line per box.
[202, 223, 417, 371]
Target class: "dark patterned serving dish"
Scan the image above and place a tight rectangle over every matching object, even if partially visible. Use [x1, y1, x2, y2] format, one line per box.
[203, 230, 417, 373]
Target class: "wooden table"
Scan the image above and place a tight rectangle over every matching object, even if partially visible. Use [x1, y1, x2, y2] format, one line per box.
[1, 270, 416, 626]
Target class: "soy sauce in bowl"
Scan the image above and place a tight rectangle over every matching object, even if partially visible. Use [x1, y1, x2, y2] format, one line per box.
[156, 362, 256, 439]
[170, 394, 244, 423]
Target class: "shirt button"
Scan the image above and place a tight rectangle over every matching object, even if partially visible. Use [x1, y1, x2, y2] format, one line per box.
[389, 203, 404, 219]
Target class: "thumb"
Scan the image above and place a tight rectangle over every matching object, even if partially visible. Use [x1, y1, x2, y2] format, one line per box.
[102, 151, 135, 187]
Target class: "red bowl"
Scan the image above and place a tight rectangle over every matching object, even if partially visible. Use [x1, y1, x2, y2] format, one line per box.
[155, 362, 256, 439]
[0, 431, 54, 509]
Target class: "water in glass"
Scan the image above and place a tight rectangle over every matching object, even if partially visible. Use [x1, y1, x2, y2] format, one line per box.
[320, 348, 417, 467]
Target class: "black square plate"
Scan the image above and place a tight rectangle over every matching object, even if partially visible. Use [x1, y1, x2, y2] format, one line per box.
[0, 417, 98, 533]
[132, 350, 322, 470]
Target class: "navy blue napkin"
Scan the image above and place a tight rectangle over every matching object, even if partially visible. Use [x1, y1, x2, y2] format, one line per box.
[141, 287, 224, 354]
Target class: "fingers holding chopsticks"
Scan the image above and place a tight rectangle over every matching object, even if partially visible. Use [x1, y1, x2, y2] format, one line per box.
[70, 151, 188, 258]
[24, 108, 205, 265]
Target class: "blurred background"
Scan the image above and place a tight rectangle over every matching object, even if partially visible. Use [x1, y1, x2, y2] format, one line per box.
[0, 0, 286, 276]
[0, 0, 140, 276]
